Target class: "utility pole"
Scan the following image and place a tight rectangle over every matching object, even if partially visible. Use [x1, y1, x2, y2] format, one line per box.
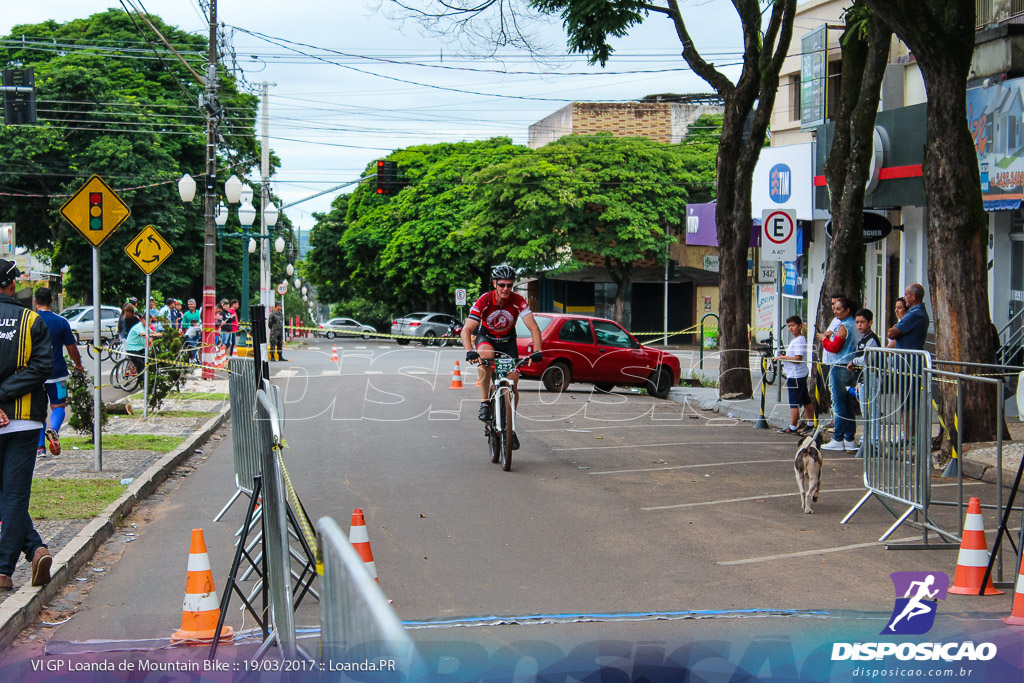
[260, 82, 272, 311]
[201, 0, 219, 379]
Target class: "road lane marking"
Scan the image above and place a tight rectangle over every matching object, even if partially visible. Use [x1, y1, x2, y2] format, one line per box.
[553, 441, 772, 452]
[364, 371, 384, 374]
[643, 481, 983, 511]
[589, 457, 862, 475]
[272, 370, 299, 378]
[718, 522, 1020, 566]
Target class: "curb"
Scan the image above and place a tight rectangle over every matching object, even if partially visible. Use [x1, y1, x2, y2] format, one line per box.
[0, 406, 231, 651]
[669, 387, 792, 430]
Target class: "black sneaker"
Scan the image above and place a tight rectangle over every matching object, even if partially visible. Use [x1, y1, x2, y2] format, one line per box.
[477, 403, 491, 422]
[511, 432, 520, 450]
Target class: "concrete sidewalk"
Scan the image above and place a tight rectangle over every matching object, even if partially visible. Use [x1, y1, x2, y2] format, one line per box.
[0, 374, 232, 650]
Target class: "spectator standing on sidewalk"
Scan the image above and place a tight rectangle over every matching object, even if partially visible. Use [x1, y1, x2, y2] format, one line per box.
[33, 287, 83, 458]
[268, 304, 286, 361]
[817, 297, 859, 452]
[775, 315, 814, 435]
[848, 309, 882, 451]
[886, 297, 907, 348]
[887, 284, 929, 351]
[0, 260, 54, 589]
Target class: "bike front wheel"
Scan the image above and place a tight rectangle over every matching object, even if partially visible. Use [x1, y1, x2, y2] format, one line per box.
[498, 392, 513, 472]
[110, 359, 141, 392]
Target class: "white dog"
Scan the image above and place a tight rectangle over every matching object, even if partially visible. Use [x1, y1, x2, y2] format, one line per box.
[794, 426, 824, 514]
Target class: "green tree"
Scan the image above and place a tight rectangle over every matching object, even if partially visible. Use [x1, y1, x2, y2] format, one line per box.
[395, 0, 796, 398]
[0, 10, 262, 304]
[468, 134, 706, 322]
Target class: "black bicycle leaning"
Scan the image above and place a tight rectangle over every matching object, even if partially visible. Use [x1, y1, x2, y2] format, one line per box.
[480, 353, 538, 472]
[757, 331, 777, 386]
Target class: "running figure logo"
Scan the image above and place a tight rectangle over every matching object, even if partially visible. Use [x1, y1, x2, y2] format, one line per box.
[882, 571, 949, 635]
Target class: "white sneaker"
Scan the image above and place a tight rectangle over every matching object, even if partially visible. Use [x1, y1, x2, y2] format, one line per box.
[844, 440, 859, 452]
[822, 439, 847, 451]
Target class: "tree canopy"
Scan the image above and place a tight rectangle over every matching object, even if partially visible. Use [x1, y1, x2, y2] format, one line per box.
[0, 10, 276, 304]
[306, 125, 717, 324]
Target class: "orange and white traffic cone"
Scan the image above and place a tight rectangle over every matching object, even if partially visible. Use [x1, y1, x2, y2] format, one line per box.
[450, 361, 464, 389]
[330, 344, 339, 362]
[171, 529, 233, 644]
[349, 508, 378, 583]
[949, 497, 1003, 595]
[1003, 553, 1024, 624]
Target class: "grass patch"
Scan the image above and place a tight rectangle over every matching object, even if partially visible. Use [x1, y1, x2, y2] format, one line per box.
[127, 391, 230, 401]
[679, 371, 719, 388]
[30, 478, 124, 520]
[154, 410, 218, 418]
[63, 434, 186, 453]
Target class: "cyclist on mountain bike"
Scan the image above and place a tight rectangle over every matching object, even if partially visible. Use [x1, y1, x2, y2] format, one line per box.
[462, 265, 543, 450]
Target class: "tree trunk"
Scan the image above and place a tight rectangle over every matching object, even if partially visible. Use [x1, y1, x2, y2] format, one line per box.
[866, 0, 1000, 443]
[605, 257, 631, 325]
[816, 10, 891, 332]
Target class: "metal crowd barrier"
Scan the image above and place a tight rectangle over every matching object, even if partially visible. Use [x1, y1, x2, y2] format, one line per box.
[254, 387, 302, 661]
[215, 357, 260, 522]
[317, 516, 420, 671]
[842, 348, 952, 544]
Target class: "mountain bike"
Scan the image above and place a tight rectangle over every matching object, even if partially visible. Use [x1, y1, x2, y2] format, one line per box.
[110, 353, 142, 392]
[757, 331, 778, 385]
[480, 353, 539, 472]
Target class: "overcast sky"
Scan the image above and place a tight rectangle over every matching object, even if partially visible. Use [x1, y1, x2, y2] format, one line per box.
[2, 1, 747, 238]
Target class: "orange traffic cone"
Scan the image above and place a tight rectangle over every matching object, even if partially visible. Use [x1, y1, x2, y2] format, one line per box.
[1003, 553, 1024, 624]
[171, 529, 233, 644]
[450, 361, 464, 389]
[330, 344, 339, 362]
[949, 497, 1003, 595]
[349, 508, 378, 583]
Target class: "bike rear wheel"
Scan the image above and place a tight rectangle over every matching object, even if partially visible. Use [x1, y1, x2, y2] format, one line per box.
[498, 392, 513, 472]
[761, 354, 777, 385]
[86, 337, 112, 362]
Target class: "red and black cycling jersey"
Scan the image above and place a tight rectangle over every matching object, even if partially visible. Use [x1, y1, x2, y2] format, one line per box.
[467, 291, 531, 340]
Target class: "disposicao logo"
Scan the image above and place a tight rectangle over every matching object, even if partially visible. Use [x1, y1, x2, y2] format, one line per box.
[831, 571, 997, 663]
[883, 571, 947, 635]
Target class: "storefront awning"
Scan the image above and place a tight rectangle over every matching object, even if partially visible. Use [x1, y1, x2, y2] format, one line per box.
[984, 198, 1022, 211]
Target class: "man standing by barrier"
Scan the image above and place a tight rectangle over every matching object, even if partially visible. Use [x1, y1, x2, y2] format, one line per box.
[34, 287, 83, 457]
[268, 304, 286, 361]
[0, 260, 54, 589]
[887, 283, 929, 351]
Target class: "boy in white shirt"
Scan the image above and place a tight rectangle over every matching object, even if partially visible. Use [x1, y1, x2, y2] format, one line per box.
[775, 315, 814, 435]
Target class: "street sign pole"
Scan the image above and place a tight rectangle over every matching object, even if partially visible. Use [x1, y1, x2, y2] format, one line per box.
[143, 274, 151, 420]
[92, 247, 102, 471]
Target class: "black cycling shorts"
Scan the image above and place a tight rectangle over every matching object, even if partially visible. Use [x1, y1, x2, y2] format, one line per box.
[475, 333, 519, 361]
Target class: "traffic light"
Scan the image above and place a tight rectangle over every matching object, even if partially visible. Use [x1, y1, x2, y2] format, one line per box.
[89, 192, 103, 231]
[2, 69, 37, 125]
[667, 259, 678, 279]
[376, 160, 399, 195]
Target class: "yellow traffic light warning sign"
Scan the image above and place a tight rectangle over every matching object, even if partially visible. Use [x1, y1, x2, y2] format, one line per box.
[125, 225, 173, 275]
[59, 175, 131, 247]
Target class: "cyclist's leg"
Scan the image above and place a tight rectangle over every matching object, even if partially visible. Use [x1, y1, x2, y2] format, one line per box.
[475, 339, 495, 402]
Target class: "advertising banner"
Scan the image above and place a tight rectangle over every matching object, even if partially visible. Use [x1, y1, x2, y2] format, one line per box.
[968, 79, 1024, 210]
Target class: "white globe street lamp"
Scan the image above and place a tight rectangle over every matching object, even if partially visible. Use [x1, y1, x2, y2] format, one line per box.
[237, 202, 256, 227]
[264, 202, 279, 227]
[215, 202, 228, 227]
[274, 236, 285, 253]
[224, 175, 243, 204]
[286, 263, 294, 277]
[178, 174, 196, 203]
[239, 184, 255, 206]
[248, 239, 257, 254]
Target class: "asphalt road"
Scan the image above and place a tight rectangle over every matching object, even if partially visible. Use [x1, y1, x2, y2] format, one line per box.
[10, 338, 1021, 678]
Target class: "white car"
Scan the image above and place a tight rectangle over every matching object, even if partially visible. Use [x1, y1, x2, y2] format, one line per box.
[318, 317, 376, 340]
[60, 305, 122, 343]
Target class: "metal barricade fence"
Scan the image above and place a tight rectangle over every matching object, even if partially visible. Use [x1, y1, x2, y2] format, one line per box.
[317, 516, 420, 671]
[842, 348, 957, 544]
[255, 387, 300, 660]
[215, 357, 260, 522]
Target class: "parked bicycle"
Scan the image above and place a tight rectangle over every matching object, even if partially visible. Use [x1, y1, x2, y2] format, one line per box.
[757, 331, 777, 385]
[479, 353, 540, 472]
